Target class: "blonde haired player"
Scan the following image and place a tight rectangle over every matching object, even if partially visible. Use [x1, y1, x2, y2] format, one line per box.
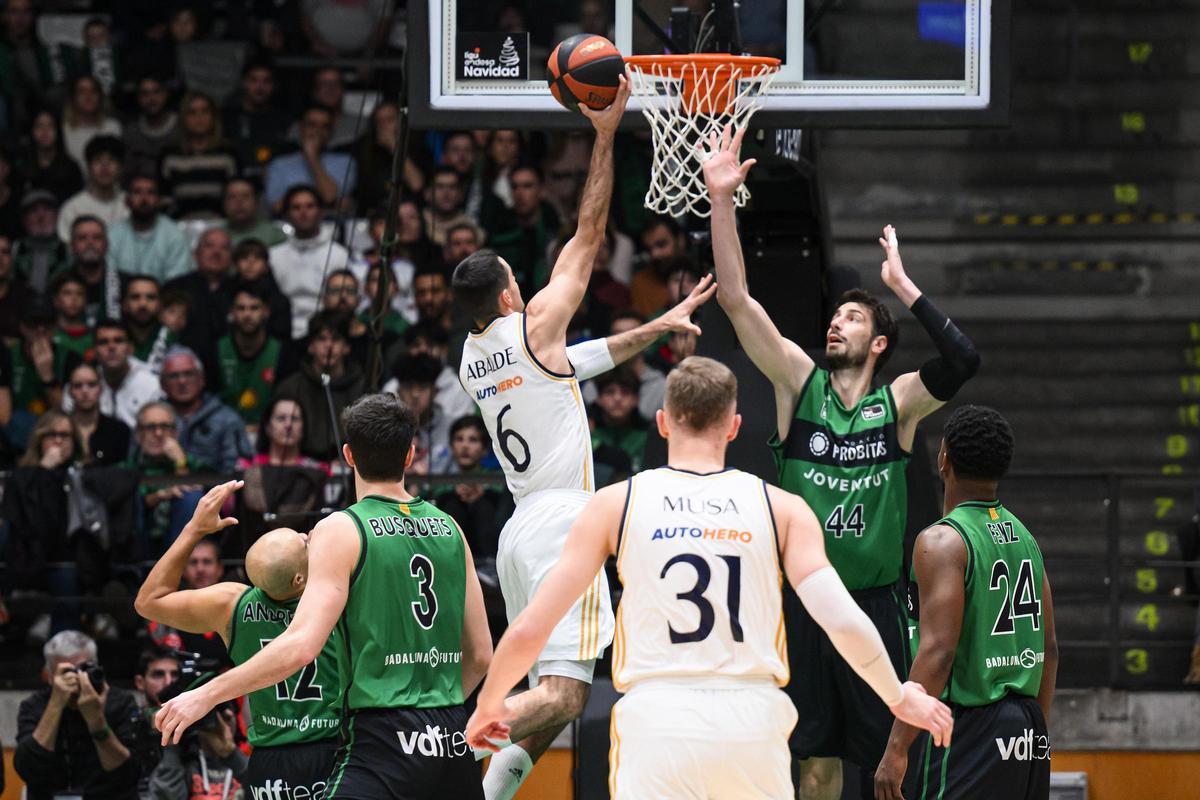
[467, 357, 953, 798]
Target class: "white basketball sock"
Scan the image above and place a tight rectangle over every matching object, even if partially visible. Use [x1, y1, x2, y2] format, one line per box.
[482, 744, 533, 800]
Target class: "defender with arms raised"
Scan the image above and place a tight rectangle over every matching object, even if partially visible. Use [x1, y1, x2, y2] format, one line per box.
[465, 357, 953, 799]
[702, 125, 981, 798]
[874, 406, 1057, 800]
[155, 394, 494, 799]
[135, 481, 342, 800]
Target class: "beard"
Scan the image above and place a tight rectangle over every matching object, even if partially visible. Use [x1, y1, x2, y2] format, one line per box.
[826, 342, 869, 371]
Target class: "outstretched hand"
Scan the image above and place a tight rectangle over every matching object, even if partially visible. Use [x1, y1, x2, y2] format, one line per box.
[878, 224, 908, 290]
[579, 74, 631, 136]
[701, 124, 756, 199]
[464, 696, 514, 753]
[658, 273, 718, 336]
[888, 681, 954, 747]
[185, 480, 243, 537]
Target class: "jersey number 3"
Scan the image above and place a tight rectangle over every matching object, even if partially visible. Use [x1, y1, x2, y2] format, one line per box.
[410, 554, 439, 629]
[497, 404, 531, 472]
[660, 554, 744, 644]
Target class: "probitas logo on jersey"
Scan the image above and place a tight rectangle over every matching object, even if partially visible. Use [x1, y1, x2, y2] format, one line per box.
[808, 432, 830, 456]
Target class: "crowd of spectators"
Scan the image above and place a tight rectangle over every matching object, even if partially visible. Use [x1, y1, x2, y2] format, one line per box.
[0, 1, 706, 694]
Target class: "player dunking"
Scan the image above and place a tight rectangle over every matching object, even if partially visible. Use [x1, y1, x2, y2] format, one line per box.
[465, 356, 953, 798]
[452, 74, 709, 799]
[156, 394, 494, 798]
[875, 406, 1057, 800]
[701, 126, 981, 798]
[136, 481, 344, 800]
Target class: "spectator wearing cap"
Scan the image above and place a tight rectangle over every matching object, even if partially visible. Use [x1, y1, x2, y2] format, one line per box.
[21, 110, 84, 205]
[49, 272, 93, 362]
[62, 320, 164, 429]
[160, 345, 252, 472]
[221, 178, 286, 249]
[232, 238, 293, 341]
[590, 366, 649, 475]
[224, 61, 290, 182]
[12, 188, 70, 297]
[272, 311, 365, 461]
[390, 352, 452, 474]
[121, 277, 176, 374]
[57, 136, 127, 242]
[265, 106, 357, 214]
[106, 174, 192, 285]
[0, 298, 77, 447]
[0, 231, 32, 341]
[123, 76, 179, 179]
[158, 91, 240, 220]
[61, 76, 123, 173]
[65, 216, 123, 325]
[269, 185, 349, 339]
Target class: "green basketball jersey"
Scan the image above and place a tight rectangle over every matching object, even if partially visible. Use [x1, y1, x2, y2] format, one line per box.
[338, 495, 467, 710]
[227, 586, 342, 746]
[216, 336, 281, 424]
[770, 368, 911, 590]
[910, 501, 1047, 707]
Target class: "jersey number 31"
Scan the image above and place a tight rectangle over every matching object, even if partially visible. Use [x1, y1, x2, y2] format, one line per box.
[660, 554, 744, 644]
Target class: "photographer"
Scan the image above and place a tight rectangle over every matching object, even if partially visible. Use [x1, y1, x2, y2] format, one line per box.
[149, 706, 246, 800]
[15, 630, 141, 800]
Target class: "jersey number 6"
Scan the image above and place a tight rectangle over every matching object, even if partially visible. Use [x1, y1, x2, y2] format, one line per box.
[497, 404, 531, 473]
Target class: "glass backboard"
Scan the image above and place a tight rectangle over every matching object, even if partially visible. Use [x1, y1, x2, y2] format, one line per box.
[409, 0, 1010, 128]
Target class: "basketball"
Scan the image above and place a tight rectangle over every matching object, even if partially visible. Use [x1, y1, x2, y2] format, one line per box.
[547, 33, 625, 112]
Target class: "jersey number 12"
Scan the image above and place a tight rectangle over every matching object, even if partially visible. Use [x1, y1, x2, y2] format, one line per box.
[259, 639, 323, 701]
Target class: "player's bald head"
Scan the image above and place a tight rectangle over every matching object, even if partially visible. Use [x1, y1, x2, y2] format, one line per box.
[245, 528, 309, 601]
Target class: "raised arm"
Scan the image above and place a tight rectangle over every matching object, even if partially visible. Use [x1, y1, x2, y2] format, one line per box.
[465, 483, 624, 750]
[155, 513, 360, 744]
[134, 481, 246, 640]
[567, 274, 718, 380]
[874, 524, 967, 799]
[702, 127, 814, 435]
[524, 77, 630, 365]
[772, 486, 953, 750]
[881, 225, 981, 450]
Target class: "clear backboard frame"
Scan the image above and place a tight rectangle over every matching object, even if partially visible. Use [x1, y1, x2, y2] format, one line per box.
[407, 0, 1011, 130]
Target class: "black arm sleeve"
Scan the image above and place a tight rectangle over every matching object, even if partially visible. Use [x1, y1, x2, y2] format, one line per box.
[910, 295, 981, 401]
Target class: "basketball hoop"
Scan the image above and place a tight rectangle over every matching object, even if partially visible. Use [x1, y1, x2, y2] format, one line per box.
[626, 54, 781, 218]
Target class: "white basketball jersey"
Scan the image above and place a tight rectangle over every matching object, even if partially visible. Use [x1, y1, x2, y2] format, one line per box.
[459, 313, 594, 502]
[612, 467, 789, 691]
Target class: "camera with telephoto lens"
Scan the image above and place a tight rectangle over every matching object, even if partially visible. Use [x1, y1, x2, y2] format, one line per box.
[75, 660, 106, 693]
[157, 651, 226, 734]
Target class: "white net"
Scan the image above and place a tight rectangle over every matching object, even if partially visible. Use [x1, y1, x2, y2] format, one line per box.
[627, 56, 780, 218]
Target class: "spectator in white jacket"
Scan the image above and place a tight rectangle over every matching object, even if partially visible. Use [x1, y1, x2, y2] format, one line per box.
[268, 185, 348, 339]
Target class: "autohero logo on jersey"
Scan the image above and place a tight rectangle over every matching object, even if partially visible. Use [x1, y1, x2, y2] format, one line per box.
[986, 648, 1045, 670]
[397, 724, 469, 758]
[249, 779, 326, 800]
[995, 729, 1051, 762]
[456, 32, 530, 80]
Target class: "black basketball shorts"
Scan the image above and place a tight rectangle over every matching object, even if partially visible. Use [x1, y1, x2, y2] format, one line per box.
[243, 739, 339, 800]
